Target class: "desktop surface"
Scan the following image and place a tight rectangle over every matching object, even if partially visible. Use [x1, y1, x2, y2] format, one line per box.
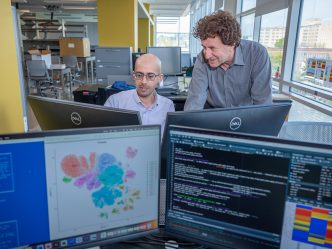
[164, 125, 332, 249]
[0, 125, 160, 249]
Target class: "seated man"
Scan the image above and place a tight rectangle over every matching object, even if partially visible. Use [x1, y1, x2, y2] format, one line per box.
[104, 53, 175, 135]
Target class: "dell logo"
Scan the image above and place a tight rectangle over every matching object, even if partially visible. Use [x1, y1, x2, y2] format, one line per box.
[230, 117, 241, 130]
[71, 112, 82, 126]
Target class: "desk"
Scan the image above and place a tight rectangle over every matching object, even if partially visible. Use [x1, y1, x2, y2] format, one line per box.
[78, 56, 95, 83]
[278, 121, 332, 144]
[100, 231, 205, 249]
[158, 91, 187, 111]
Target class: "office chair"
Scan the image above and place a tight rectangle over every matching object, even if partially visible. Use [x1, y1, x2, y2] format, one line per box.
[62, 55, 83, 87]
[278, 121, 332, 144]
[51, 55, 61, 64]
[26, 60, 56, 97]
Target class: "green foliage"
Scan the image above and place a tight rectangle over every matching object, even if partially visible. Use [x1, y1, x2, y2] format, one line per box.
[274, 38, 284, 48]
[268, 50, 283, 73]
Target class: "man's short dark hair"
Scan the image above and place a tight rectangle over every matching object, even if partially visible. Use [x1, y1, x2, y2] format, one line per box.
[193, 10, 241, 47]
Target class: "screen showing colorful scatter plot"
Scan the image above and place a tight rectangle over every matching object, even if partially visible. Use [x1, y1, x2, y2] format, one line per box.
[165, 125, 332, 249]
[0, 125, 160, 249]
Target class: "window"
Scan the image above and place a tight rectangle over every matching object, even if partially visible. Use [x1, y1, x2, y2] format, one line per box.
[292, 0, 332, 96]
[189, 0, 216, 56]
[241, 0, 256, 11]
[240, 13, 255, 40]
[155, 16, 190, 52]
[259, 9, 288, 78]
[237, 0, 332, 115]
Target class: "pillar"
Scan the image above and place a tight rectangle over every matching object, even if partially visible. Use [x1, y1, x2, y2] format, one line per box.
[0, 2, 25, 133]
[97, 0, 138, 51]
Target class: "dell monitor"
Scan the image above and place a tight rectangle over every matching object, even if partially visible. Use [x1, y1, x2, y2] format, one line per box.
[164, 125, 332, 249]
[28, 95, 141, 130]
[160, 103, 292, 178]
[0, 125, 160, 249]
[147, 46, 182, 76]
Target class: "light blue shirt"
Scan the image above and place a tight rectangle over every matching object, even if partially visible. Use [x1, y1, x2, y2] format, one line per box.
[184, 39, 273, 110]
[104, 89, 175, 135]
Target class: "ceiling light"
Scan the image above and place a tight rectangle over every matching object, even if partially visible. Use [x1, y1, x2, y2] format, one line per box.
[18, 9, 31, 13]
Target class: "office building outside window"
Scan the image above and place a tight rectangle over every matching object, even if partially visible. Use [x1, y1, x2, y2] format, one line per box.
[240, 13, 255, 40]
[292, 0, 332, 97]
[259, 9, 288, 79]
[236, 0, 332, 115]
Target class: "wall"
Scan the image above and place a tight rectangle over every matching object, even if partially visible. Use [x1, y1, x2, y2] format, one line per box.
[86, 22, 98, 46]
[97, 0, 138, 50]
[138, 18, 149, 52]
[0, 2, 25, 134]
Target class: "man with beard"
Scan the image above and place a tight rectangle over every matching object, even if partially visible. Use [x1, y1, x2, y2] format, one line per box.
[184, 10, 273, 111]
[104, 53, 175, 135]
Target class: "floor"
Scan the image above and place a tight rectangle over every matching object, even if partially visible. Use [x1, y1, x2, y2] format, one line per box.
[287, 99, 331, 122]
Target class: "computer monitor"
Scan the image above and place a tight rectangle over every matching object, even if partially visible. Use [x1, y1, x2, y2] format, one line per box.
[164, 125, 332, 249]
[181, 53, 191, 69]
[28, 95, 141, 130]
[0, 125, 160, 249]
[147, 46, 182, 76]
[132, 52, 145, 69]
[160, 103, 292, 178]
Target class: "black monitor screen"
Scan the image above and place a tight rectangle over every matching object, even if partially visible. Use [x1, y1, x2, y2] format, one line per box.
[28, 95, 141, 130]
[0, 125, 160, 249]
[160, 103, 292, 178]
[132, 52, 145, 70]
[147, 47, 181, 75]
[165, 125, 332, 249]
[181, 53, 191, 69]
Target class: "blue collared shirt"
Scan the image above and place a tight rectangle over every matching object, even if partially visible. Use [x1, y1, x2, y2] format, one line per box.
[184, 39, 273, 110]
[104, 89, 175, 135]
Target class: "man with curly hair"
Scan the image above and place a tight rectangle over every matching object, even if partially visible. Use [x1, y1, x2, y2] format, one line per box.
[184, 10, 273, 110]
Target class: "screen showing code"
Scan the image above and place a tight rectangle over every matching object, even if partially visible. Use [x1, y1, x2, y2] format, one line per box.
[166, 131, 290, 249]
[166, 128, 332, 249]
[170, 143, 289, 234]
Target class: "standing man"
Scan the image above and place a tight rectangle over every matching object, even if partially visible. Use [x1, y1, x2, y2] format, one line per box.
[184, 10, 273, 111]
[104, 53, 175, 135]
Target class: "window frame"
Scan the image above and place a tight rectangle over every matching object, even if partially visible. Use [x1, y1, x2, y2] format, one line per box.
[236, 0, 332, 116]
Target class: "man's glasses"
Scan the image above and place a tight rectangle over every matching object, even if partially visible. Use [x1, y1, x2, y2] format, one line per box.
[132, 72, 160, 81]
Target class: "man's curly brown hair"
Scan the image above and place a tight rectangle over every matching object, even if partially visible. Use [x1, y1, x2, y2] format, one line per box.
[193, 10, 241, 47]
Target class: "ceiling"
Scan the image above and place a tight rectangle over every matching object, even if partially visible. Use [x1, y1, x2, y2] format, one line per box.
[12, 0, 193, 19]
[143, 0, 192, 17]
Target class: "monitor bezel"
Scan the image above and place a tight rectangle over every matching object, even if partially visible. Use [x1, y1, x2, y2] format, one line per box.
[0, 125, 161, 249]
[160, 103, 292, 178]
[27, 95, 142, 130]
[146, 46, 182, 76]
[164, 124, 332, 249]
